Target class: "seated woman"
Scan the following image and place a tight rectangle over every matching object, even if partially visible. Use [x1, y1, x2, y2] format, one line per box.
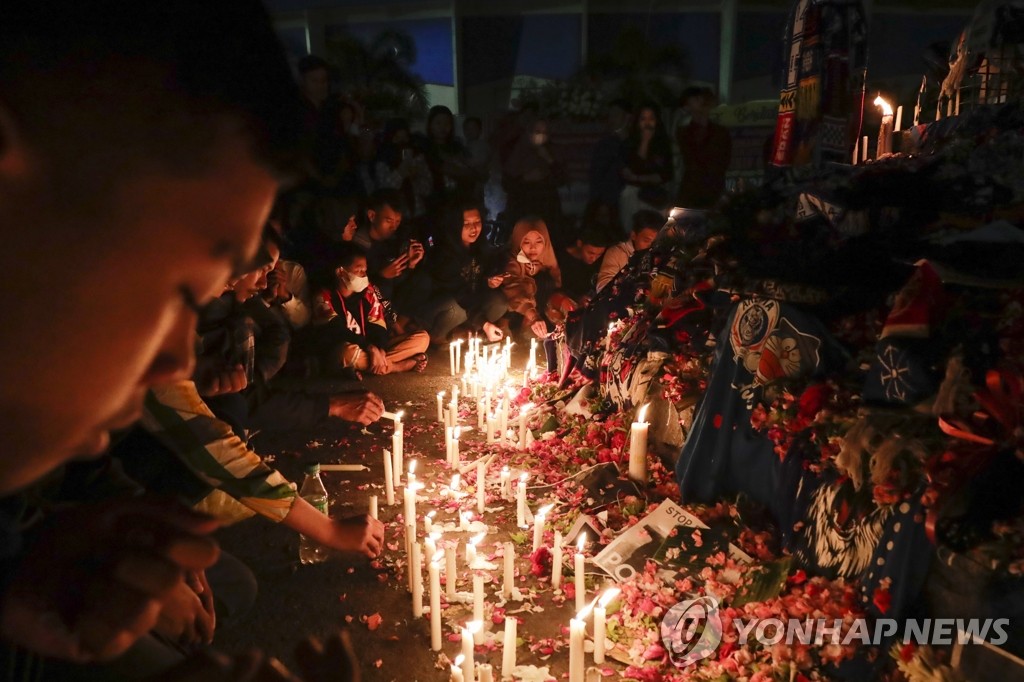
[312, 245, 429, 376]
[422, 202, 508, 345]
[501, 217, 562, 341]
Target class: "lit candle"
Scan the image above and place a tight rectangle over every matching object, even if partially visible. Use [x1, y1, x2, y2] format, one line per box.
[425, 530, 441, 559]
[455, 339, 463, 375]
[383, 448, 395, 506]
[450, 341, 458, 375]
[532, 504, 553, 553]
[405, 523, 415, 592]
[499, 466, 511, 501]
[446, 426, 454, 464]
[437, 391, 446, 422]
[605, 322, 615, 352]
[369, 494, 378, 520]
[462, 373, 469, 397]
[452, 427, 461, 467]
[499, 397, 509, 442]
[451, 655, 465, 682]
[574, 533, 586, 613]
[446, 540, 459, 599]
[518, 403, 532, 446]
[411, 541, 423, 617]
[473, 572, 485, 622]
[404, 461, 419, 533]
[569, 608, 589, 682]
[486, 411, 497, 444]
[895, 104, 903, 132]
[429, 550, 444, 651]
[466, 532, 484, 567]
[462, 621, 481, 682]
[392, 413, 405, 485]
[852, 137, 859, 166]
[460, 511, 471, 532]
[862, 135, 868, 162]
[501, 615, 517, 678]
[552, 530, 563, 589]
[450, 474, 462, 497]
[529, 337, 537, 369]
[476, 460, 486, 514]
[875, 95, 893, 157]
[477, 663, 493, 682]
[502, 541, 515, 599]
[629, 404, 649, 484]
[477, 391, 487, 430]
[594, 587, 620, 664]
[516, 474, 528, 528]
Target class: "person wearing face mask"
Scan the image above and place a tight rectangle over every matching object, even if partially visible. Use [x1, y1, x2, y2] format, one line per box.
[421, 202, 508, 345]
[313, 245, 430, 376]
[502, 118, 566, 244]
[501, 218, 563, 341]
[619, 102, 674, 231]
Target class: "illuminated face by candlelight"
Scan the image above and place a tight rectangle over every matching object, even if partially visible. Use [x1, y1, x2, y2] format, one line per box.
[519, 231, 545, 262]
[461, 208, 483, 247]
[577, 242, 606, 265]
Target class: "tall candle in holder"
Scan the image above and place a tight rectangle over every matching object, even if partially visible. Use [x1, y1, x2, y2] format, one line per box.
[628, 404, 650, 483]
[875, 95, 894, 157]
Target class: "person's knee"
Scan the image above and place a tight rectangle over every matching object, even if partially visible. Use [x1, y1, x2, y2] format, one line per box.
[409, 330, 430, 353]
[339, 344, 369, 370]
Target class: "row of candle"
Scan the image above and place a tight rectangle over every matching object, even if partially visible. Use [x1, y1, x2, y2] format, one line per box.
[450, 336, 519, 377]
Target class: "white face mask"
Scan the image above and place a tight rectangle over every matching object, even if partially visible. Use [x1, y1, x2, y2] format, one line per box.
[516, 250, 532, 264]
[532, 133, 547, 146]
[347, 274, 369, 293]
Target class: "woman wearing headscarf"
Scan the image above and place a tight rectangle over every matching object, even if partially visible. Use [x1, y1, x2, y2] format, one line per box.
[501, 217, 563, 340]
[421, 202, 507, 344]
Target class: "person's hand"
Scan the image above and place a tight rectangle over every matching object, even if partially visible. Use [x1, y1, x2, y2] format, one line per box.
[487, 275, 505, 289]
[188, 570, 216, 643]
[367, 346, 389, 375]
[265, 268, 291, 303]
[195, 361, 248, 397]
[379, 254, 408, 279]
[530, 319, 550, 338]
[482, 321, 503, 343]
[328, 391, 384, 425]
[0, 497, 220, 663]
[154, 576, 214, 646]
[407, 241, 425, 268]
[326, 515, 384, 558]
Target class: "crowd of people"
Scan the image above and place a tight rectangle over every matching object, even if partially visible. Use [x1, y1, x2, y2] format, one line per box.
[0, 2, 734, 681]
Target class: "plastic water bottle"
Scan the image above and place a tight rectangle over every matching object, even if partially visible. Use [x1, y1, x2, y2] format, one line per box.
[299, 463, 330, 564]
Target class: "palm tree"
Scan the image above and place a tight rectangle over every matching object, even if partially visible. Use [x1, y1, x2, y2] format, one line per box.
[326, 28, 429, 122]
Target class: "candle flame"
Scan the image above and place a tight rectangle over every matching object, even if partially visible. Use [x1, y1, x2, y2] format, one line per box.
[409, 460, 417, 475]
[438, 391, 445, 398]
[599, 587, 621, 607]
[873, 95, 893, 117]
[502, 465, 510, 473]
[454, 426, 461, 439]
[453, 654, 465, 666]
[576, 602, 594, 621]
[537, 503, 555, 517]
[396, 410, 404, 422]
[451, 474, 461, 490]
[427, 511, 437, 520]
[467, 620, 483, 633]
[470, 532, 485, 546]
[577, 532, 587, 552]
[637, 403, 649, 424]
[521, 402, 533, 414]
[519, 472, 528, 482]
[432, 550, 445, 563]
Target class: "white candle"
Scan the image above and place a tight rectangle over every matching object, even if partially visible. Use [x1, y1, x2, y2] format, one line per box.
[875, 95, 894, 157]
[462, 374, 469, 397]
[501, 616, 517, 679]
[518, 403, 532, 445]
[460, 511, 471, 532]
[446, 540, 459, 599]
[552, 530, 563, 589]
[605, 322, 615, 352]
[476, 460, 486, 514]
[404, 461, 418, 532]
[451, 655, 465, 682]
[437, 391, 446, 422]
[486, 412, 496, 444]
[466, 532, 484, 568]
[445, 426, 453, 464]
[862, 135, 869, 162]
[405, 523, 415, 592]
[516, 474, 528, 528]
[477, 663, 493, 682]
[392, 421, 404, 485]
[852, 137, 859, 165]
[594, 587, 620, 664]
[629, 404, 650, 484]
[477, 391, 487, 430]
[450, 341, 458, 376]
[456, 340, 463, 375]
[499, 466, 511, 501]
[425, 530, 440, 559]
[575, 533, 586, 613]
[429, 551, 444, 651]
[532, 504, 553, 553]
[383, 448, 395, 506]
[473, 572, 485, 622]
[452, 427, 461, 467]
[502, 541, 515, 599]
[499, 397, 509, 442]
[450, 474, 462, 496]
[369, 495, 378, 520]
[411, 541, 423, 617]
[895, 104, 903, 132]
[462, 621, 481, 682]
[529, 337, 537, 368]
[569, 613, 587, 682]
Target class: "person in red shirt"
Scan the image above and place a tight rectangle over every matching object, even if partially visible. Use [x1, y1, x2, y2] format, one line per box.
[676, 87, 732, 209]
[313, 246, 429, 375]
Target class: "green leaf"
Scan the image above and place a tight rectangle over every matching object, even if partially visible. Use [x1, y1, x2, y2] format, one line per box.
[509, 531, 528, 546]
[733, 557, 793, 607]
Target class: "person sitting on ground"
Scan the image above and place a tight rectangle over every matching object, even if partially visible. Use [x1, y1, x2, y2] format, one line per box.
[422, 202, 507, 345]
[501, 217, 563, 340]
[285, 194, 360, 283]
[596, 209, 662, 293]
[197, 232, 384, 438]
[559, 230, 608, 306]
[619, 103, 674, 230]
[313, 245, 430, 375]
[352, 189, 425, 301]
